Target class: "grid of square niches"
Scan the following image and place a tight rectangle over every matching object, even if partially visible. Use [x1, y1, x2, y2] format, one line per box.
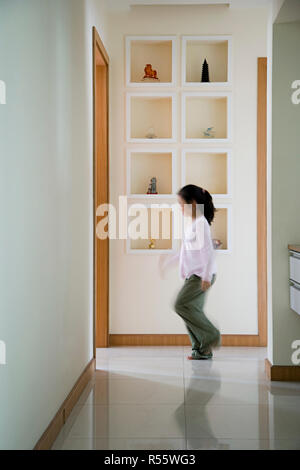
[125, 35, 232, 253]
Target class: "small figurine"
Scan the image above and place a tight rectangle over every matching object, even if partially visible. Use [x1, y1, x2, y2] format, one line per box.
[201, 58, 210, 83]
[147, 177, 158, 195]
[149, 239, 156, 250]
[146, 127, 157, 139]
[203, 127, 215, 139]
[142, 64, 159, 81]
[213, 239, 223, 250]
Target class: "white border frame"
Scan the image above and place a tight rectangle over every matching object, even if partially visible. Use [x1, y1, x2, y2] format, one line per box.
[181, 148, 232, 199]
[126, 203, 176, 255]
[127, 148, 177, 199]
[126, 35, 177, 88]
[182, 91, 232, 144]
[213, 204, 232, 254]
[127, 92, 177, 143]
[182, 35, 232, 88]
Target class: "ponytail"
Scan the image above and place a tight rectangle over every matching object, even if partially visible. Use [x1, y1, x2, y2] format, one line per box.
[177, 185, 216, 225]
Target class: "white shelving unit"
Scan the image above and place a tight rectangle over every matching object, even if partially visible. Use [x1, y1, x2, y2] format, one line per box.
[181, 149, 231, 198]
[126, 36, 177, 88]
[182, 35, 232, 87]
[126, 92, 177, 143]
[182, 92, 231, 143]
[127, 149, 176, 198]
[124, 34, 233, 254]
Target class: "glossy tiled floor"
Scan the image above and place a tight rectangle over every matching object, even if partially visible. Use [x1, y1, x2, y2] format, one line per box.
[52, 347, 300, 450]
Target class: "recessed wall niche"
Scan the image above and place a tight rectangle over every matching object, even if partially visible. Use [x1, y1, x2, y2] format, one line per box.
[211, 206, 231, 252]
[127, 93, 176, 143]
[182, 150, 230, 197]
[183, 92, 230, 142]
[126, 36, 176, 87]
[127, 150, 176, 197]
[182, 36, 231, 86]
[127, 206, 174, 254]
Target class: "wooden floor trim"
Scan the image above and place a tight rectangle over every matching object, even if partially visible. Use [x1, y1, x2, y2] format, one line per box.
[34, 358, 95, 450]
[265, 358, 300, 382]
[109, 334, 263, 347]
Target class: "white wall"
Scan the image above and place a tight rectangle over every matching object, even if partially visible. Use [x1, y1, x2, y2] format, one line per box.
[271, 19, 300, 366]
[108, 4, 268, 335]
[0, 0, 108, 450]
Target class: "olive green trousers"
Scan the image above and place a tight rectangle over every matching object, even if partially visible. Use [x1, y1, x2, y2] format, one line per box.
[174, 274, 220, 352]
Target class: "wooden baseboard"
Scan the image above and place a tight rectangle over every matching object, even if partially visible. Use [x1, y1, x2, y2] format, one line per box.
[109, 334, 264, 347]
[265, 358, 300, 382]
[34, 358, 95, 450]
[110, 334, 190, 346]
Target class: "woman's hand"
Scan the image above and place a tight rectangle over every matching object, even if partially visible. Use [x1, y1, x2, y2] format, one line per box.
[201, 280, 211, 291]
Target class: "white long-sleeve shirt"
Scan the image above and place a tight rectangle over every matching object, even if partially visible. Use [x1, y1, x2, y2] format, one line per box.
[162, 216, 216, 282]
[179, 216, 216, 282]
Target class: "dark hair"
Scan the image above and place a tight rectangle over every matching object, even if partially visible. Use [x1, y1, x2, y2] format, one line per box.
[177, 184, 216, 225]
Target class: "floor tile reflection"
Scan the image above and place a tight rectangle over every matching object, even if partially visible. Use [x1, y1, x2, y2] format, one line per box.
[52, 347, 300, 450]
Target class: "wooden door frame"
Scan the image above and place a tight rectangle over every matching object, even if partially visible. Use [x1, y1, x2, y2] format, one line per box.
[93, 27, 109, 352]
[256, 57, 268, 347]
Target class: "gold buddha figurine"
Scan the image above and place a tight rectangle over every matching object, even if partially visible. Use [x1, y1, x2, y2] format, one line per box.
[149, 239, 156, 249]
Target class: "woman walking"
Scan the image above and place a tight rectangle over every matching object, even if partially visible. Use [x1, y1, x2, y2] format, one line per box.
[161, 184, 221, 360]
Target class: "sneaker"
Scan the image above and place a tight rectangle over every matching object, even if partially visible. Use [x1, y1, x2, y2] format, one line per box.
[187, 349, 213, 360]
